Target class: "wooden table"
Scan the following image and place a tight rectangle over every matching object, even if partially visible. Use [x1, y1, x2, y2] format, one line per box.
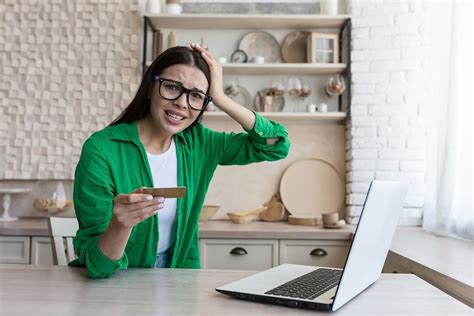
[0, 265, 471, 315]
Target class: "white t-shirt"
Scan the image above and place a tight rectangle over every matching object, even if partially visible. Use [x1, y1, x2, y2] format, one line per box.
[147, 139, 178, 254]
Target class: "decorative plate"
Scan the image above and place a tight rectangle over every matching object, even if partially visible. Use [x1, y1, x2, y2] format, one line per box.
[238, 31, 280, 63]
[224, 84, 252, 109]
[281, 31, 310, 63]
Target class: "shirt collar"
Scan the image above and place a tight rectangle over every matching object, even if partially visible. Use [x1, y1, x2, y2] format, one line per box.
[108, 121, 186, 145]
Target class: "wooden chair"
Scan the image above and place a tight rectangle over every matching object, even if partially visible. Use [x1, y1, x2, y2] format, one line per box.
[47, 217, 79, 265]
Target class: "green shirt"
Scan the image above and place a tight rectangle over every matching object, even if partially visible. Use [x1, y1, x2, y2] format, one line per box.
[71, 112, 290, 278]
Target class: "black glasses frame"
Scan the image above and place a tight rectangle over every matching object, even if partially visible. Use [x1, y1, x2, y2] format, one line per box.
[152, 75, 212, 111]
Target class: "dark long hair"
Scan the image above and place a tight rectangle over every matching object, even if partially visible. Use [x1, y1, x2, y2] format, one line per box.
[109, 46, 211, 126]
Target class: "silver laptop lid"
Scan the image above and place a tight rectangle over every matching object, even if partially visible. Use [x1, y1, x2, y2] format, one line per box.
[332, 181, 408, 311]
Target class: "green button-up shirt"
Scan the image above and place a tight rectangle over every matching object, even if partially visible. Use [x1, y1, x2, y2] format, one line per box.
[71, 112, 290, 278]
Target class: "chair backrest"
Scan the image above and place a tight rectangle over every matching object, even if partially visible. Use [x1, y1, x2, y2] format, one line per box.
[47, 217, 79, 266]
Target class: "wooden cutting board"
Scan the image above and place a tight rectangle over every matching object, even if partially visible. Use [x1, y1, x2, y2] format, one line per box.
[279, 158, 344, 218]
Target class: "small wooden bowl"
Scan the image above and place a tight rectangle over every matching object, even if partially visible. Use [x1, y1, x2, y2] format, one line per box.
[199, 205, 220, 222]
[227, 206, 267, 224]
[227, 212, 255, 224]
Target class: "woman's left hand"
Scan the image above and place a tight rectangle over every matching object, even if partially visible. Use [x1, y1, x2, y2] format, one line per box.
[190, 43, 226, 105]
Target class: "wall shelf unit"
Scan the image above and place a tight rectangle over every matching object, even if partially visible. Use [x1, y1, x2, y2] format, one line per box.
[141, 13, 351, 118]
[146, 14, 351, 29]
[203, 111, 347, 123]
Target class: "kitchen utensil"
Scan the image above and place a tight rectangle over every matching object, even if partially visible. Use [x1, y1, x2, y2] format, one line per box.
[317, 103, 328, 112]
[253, 56, 265, 64]
[288, 215, 322, 226]
[300, 78, 311, 98]
[281, 31, 310, 63]
[260, 193, 285, 222]
[287, 77, 302, 97]
[324, 219, 346, 229]
[325, 75, 346, 98]
[254, 89, 285, 112]
[31, 181, 72, 215]
[227, 206, 267, 224]
[279, 158, 344, 218]
[199, 205, 220, 222]
[270, 78, 285, 96]
[224, 84, 252, 109]
[322, 212, 339, 226]
[1, 188, 32, 221]
[238, 31, 280, 63]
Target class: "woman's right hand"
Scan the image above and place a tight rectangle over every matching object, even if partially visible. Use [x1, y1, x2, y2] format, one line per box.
[112, 191, 164, 228]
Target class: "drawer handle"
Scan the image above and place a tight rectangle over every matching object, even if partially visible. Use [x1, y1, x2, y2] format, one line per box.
[230, 247, 248, 256]
[310, 248, 328, 257]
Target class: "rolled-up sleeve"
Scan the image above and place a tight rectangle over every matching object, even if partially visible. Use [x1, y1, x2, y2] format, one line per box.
[207, 111, 290, 165]
[70, 137, 128, 279]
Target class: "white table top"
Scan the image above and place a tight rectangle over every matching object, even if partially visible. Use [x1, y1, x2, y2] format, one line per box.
[0, 265, 471, 316]
[391, 227, 474, 287]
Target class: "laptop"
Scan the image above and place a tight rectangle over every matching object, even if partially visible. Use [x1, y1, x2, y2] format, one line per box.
[216, 180, 408, 311]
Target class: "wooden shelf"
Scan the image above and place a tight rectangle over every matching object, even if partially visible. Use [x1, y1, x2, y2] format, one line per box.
[202, 111, 347, 123]
[145, 62, 347, 75]
[146, 14, 351, 29]
[223, 63, 346, 75]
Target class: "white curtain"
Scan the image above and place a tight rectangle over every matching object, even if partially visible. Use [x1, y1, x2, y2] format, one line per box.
[423, 0, 473, 240]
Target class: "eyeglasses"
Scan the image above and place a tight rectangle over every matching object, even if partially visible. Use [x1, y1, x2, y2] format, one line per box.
[153, 76, 212, 111]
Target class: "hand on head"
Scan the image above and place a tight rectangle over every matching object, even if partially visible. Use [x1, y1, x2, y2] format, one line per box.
[190, 43, 224, 102]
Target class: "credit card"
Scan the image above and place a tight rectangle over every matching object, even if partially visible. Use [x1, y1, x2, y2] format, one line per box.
[141, 187, 186, 198]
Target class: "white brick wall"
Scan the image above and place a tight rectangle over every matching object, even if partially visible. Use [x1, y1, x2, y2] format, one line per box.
[346, 0, 429, 226]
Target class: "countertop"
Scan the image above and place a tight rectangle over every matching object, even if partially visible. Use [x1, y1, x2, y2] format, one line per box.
[0, 264, 471, 316]
[0, 218, 355, 240]
[0, 217, 50, 236]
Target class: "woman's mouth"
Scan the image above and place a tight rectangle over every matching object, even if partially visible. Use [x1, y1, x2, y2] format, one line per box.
[165, 110, 186, 121]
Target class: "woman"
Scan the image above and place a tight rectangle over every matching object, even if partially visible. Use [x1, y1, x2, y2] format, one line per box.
[71, 44, 290, 278]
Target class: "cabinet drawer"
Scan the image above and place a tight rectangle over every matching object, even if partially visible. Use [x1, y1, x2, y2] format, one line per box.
[0, 236, 30, 264]
[199, 238, 278, 270]
[31, 237, 53, 266]
[280, 240, 350, 268]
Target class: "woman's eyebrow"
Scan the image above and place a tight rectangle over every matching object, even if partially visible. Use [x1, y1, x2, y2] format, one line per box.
[168, 78, 206, 92]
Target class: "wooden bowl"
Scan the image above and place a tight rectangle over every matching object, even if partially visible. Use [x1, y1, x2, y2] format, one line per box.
[227, 206, 267, 224]
[227, 212, 256, 224]
[199, 205, 220, 222]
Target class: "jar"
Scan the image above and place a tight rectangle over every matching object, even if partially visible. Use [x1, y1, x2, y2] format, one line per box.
[31, 181, 73, 215]
[147, 0, 161, 14]
[166, 0, 182, 14]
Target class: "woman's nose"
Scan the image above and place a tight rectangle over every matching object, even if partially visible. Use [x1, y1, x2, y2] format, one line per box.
[174, 93, 188, 109]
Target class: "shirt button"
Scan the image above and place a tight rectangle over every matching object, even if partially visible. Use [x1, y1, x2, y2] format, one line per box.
[258, 132, 263, 136]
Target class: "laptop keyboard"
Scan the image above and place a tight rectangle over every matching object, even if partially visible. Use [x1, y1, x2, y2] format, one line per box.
[264, 268, 342, 300]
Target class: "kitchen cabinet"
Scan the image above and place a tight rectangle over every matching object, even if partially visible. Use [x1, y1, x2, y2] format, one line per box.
[141, 13, 352, 120]
[200, 238, 278, 270]
[0, 236, 53, 265]
[279, 239, 350, 268]
[0, 236, 30, 264]
[31, 237, 53, 266]
[199, 238, 350, 270]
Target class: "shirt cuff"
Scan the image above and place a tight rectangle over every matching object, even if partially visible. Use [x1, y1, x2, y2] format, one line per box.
[86, 237, 128, 278]
[246, 111, 286, 143]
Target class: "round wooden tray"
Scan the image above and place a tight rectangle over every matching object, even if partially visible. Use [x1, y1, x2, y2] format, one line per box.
[279, 158, 344, 218]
